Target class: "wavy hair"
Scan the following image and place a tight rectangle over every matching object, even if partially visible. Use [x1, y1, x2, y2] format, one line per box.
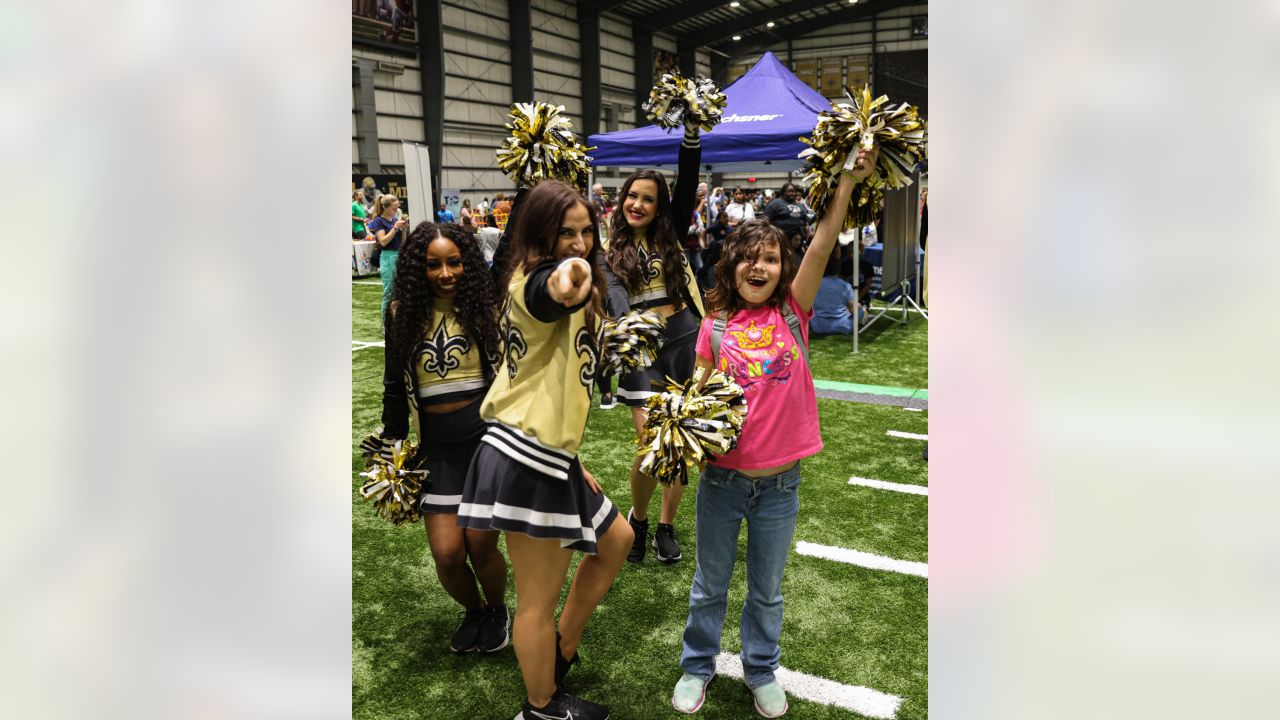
[500, 180, 605, 331]
[606, 169, 686, 309]
[705, 219, 795, 316]
[387, 222, 501, 376]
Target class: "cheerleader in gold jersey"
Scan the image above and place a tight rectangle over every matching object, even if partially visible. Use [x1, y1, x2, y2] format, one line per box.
[459, 181, 633, 720]
[377, 222, 511, 654]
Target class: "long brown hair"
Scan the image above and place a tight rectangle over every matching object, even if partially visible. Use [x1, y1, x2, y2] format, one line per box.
[606, 169, 686, 310]
[501, 180, 606, 330]
[706, 220, 795, 316]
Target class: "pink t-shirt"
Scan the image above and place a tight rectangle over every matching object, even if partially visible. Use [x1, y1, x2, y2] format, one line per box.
[695, 294, 822, 470]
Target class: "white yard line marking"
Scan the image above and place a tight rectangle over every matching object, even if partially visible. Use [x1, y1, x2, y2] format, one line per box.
[848, 477, 928, 496]
[795, 541, 927, 578]
[903, 407, 923, 412]
[714, 652, 902, 719]
[352, 341, 385, 352]
[352, 281, 382, 285]
[886, 430, 928, 441]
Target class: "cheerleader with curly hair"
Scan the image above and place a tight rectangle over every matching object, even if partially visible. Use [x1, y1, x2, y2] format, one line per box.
[372, 221, 511, 654]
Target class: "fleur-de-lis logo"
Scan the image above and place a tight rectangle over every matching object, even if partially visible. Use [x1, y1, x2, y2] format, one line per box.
[575, 325, 598, 390]
[502, 307, 528, 380]
[644, 250, 663, 283]
[420, 321, 470, 378]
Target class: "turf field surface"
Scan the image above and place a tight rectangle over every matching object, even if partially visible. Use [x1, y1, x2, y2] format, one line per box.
[352, 280, 928, 719]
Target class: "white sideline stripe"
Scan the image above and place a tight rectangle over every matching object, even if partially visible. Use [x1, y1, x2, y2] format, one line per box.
[886, 430, 928, 441]
[353, 281, 382, 285]
[903, 407, 923, 412]
[795, 541, 927, 578]
[848, 476, 928, 496]
[714, 652, 902, 720]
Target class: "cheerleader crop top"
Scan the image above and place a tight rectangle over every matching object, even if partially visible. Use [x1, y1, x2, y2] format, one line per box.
[413, 297, 490, 405]
[480, 260, 598, 480]
[603, 233, 707, 318]
[380, 296, 493, 440]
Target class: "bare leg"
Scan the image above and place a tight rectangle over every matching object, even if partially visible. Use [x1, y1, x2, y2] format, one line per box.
[505, 533, 574, 708]
[629, 407, 657, 521]
[658, 478, 687, 525]
[463, 528, 507, 607]
[424, 513, 482, 609]
[629, 406, 687, 524]
[557, 514, 634, 658]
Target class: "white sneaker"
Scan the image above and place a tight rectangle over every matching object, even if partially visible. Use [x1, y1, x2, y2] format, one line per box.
[598, 393, 618, 410]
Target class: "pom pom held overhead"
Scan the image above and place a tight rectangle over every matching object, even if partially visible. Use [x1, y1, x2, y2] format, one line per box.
[495, 102, 595, 191]
[642, 72, 727, 132]
[798, 85, 927, 230]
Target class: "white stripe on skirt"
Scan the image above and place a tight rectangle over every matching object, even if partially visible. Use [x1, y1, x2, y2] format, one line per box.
[480, 434, 570, 480]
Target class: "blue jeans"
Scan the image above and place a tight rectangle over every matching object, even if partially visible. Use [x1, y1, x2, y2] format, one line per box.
[680, 463, 801, 689]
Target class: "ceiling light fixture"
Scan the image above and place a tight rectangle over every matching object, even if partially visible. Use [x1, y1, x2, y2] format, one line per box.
[732, 35, 742, 40]
[767, 21, 775, 27]
[730, 1, 740, 6]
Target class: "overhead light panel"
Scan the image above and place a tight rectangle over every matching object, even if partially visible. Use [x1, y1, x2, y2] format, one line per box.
[730, 1, 740, 6]
[732, 35, 742, 40]
[767, 21, 775, 27]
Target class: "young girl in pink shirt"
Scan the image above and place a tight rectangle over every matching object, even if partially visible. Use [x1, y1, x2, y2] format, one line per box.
[671, 145, 878, 717]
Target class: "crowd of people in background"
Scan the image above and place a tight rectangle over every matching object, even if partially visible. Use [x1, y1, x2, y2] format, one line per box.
[352, 176, 927, 340]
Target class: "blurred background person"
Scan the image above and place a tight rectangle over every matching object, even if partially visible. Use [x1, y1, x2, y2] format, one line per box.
[369, 193, 409, 321]
[352, 189, 370, 240]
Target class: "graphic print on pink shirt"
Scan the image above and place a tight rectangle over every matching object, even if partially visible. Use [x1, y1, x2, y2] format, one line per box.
[716, 319, 802, 392]
[694, 294, 823, 471]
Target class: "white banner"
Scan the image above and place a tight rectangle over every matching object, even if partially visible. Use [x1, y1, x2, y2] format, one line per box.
[402, 141, 433, 229]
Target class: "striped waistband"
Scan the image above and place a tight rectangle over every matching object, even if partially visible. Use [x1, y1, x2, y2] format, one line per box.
[479, 422, 576, 481]
[417, 378, 488, 399]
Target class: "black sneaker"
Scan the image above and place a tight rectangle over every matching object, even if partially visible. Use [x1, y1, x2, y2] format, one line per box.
[450, 607, 485, 653]
[554, 632, 580, 690]
[626, 511, 649, 564]
[516, 690, 610, 720]
[653, 523, 682, 564]
[478, 605, 510, 653]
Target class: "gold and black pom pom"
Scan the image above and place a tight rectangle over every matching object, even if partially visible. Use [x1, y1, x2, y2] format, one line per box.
[642, 72, 727, 132]
[495, 102, 596, 191]
[798, 85, 927, 230]
[358, 439, 427, 526]
[636, 368, 748, 485]
[597, 310, 667, 377]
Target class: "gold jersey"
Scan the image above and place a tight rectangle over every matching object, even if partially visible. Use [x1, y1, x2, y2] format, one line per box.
[480, 262, 598, 480]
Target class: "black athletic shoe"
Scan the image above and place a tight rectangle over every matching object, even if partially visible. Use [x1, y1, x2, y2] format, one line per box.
[653, 523, 682, 564]
[554, 632, 580, 690]
[626, 511, 649, 564]
[451, 607, 485, 653]
[478, 605, 510, 653]
[516, 690, 610, 720]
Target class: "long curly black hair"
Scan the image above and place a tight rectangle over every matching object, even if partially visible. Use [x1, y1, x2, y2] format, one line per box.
[606, 169, 686, 310]
[387, 222, 501, 376]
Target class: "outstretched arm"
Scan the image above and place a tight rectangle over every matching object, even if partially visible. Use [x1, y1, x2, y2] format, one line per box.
[792, 146, 878, 312]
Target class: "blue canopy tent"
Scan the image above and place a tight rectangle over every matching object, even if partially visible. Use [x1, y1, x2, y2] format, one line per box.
[587, 52, 831, 173]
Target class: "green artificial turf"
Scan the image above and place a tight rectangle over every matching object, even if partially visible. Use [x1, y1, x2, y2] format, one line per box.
[352, 280, 928, 719]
